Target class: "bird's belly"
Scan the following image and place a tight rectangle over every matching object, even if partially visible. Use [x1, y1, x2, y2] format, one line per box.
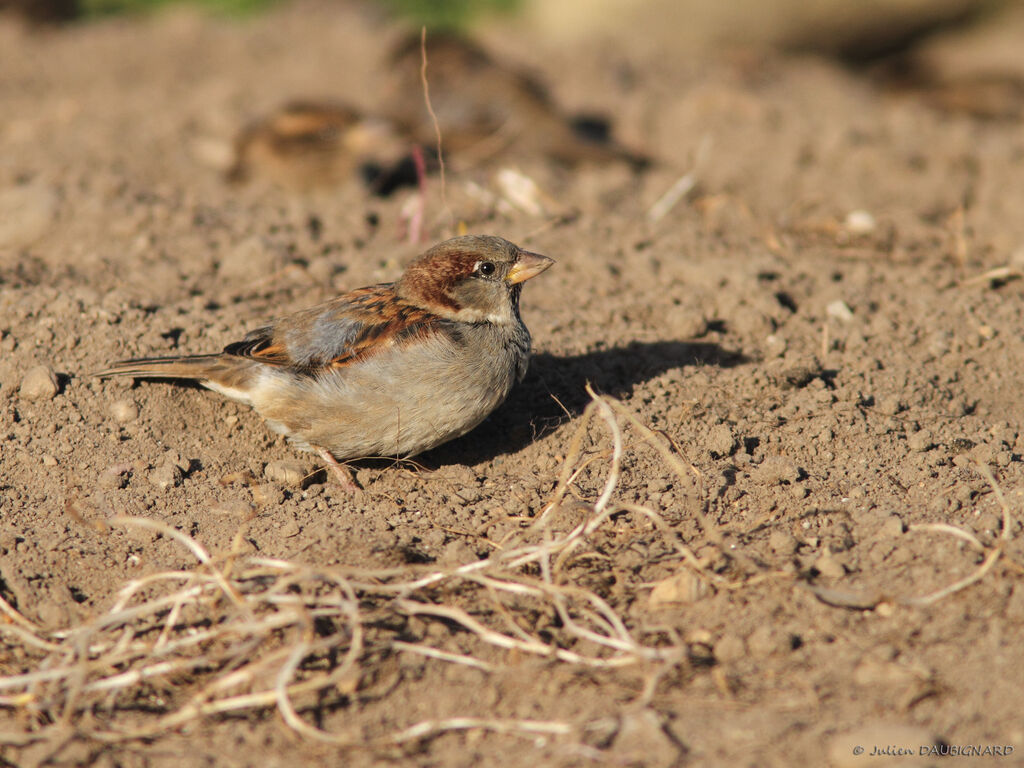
[248, 342, 523, 460]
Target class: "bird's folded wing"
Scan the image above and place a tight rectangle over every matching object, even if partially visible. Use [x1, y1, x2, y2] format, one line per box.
[222, 284, 443, 373]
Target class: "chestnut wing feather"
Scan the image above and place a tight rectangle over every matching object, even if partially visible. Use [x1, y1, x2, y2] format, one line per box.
[222, 285, 442, 374]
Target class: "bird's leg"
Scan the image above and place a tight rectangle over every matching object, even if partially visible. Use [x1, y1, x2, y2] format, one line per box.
[317, 448, 361, 492]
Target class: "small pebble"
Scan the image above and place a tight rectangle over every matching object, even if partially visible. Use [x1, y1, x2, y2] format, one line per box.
[149, 463, 182, 490]
[815, 550, 846, 579]
[769, 529, 799, 555]
[211, 500, 255, 519]
[109, 398, 139, 423]
[264, 459, 309, 487]
[877, 394, 903, 416]
[907, 429, 933, 452]
[746, 625, 783, 658]
[161, 449, 190, 472]
[279, 518, 301, 538]
[19, 364, 59, 400]
[98, 464, 131, 489]
[714, 634, 747, 664]
[706, 423, 736, 458]
[844, 209, 876, 235]
[648, 571, 708, 606]
[764, 334, 787, 358]
[875, 602, 895, 617]
[252, 483, 284, 505]
[754, 455, 801, 486]
[826, 300, 855, 322]
[41, 454, 58, 467]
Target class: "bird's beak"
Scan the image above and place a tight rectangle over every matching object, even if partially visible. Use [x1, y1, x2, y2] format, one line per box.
[506, 251, 554, 284]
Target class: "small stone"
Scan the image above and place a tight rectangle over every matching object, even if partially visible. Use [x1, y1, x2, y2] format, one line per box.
[907, 429, 933, 452]
[844, 209, 876, 235]
[673, 310, 709, 339]
[875, 601, 895, 617]
[41, 454, 57, 467]
[706, 424, 736, 458]
[149, 463, 183, 490]
[19, 364, 59, 400]
[0, 362, 19, 397]
[279, 518, 301, 538]
[211, 500, 255, 519]
[769, 529, 798, 555]
[714, 634, 747, 664]
[877, 395, 903, 416]
[648, 570, 708, 606]
[98, 464, 131, 489]
[109, 398, 138, 423]
[826, 300, 855, 322]
[815, 549, 846, 579]
[746, 625, 783, 658]
[764, 334, 787, 358]
[827, 724, 937, 768]
[766, 356, 822, 389]
[251, 483, 283, 505]
[264, 459, 309, 487]
[754, 455, 801, 485]
[161, 449, 190, 473]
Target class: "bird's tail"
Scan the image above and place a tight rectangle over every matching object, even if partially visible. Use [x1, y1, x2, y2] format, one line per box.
[94, 354, 227, 381]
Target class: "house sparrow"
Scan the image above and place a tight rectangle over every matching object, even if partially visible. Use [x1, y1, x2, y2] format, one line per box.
[226, 100, 412, 192]
[97, 236, 554, 487]
[386, 32, 650, 169]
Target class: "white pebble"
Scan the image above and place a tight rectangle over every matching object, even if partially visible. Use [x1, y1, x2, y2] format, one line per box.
[826, 300, 855, 323]
[264, 459, 308, 487]
[109, 398, 139, 423]
[844, 209, 876, 235]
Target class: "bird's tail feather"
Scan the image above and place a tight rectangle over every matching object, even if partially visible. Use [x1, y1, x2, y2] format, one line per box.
[94, 354, 226, 381]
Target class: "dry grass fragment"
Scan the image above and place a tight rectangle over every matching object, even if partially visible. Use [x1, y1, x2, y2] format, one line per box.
[0, 390, 700, 754]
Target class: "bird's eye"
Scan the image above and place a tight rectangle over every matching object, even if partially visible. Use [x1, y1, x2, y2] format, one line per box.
[476, 261, 496, 277]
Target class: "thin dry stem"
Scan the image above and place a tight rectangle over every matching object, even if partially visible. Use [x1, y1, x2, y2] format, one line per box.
[0, 390, 700, 753]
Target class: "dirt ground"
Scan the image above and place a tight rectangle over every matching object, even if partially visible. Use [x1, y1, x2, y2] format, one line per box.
[2, 1, 1024, 766]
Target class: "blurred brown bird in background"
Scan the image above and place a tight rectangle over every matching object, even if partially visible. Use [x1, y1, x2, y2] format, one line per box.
[226, 100, 415, 193]
[385, 32, 650, 170]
